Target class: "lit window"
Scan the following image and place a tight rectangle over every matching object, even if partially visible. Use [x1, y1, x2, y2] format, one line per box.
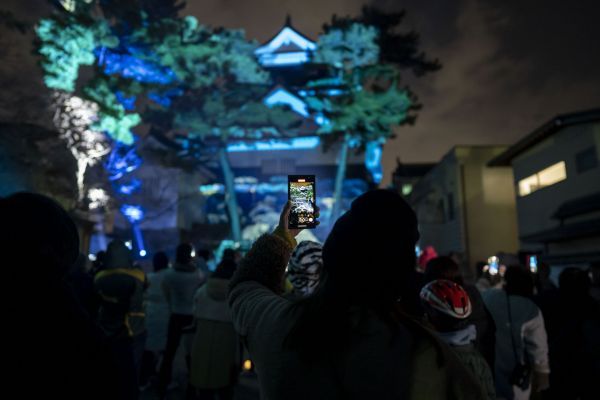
[518, 175, 539, 196]
[518, 161, 567, 196]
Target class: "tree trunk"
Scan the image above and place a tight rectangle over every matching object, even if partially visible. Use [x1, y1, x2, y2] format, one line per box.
[331, 134, 350, 224]
[218, 147, 242, 242]
[76, 158, 88, 202]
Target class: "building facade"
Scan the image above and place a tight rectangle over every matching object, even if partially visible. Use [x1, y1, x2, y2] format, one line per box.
[410, 146, 519, 276]
[197, 19, 377, 242]
[489, 109, 600, 266]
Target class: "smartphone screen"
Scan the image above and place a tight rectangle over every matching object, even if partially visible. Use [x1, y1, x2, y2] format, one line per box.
[288, 175, 316, 229]
[528, 255, 538, 273]
[487, 256, 499, 276]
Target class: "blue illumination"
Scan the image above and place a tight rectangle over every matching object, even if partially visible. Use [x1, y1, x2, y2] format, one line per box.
[315, 114, 330, 126]
[236, 176, 259, 184]
[258, 52, 310, 67]
[115, 91, 136, 111]
[105, 145, 142, 181]
[121, 204, 144, 223]
[264, 88, 309, 116]
[199, 182, 288, 196]
[116, 178, 141, 195]
[132, 224, 146, 257]
[298, 88, 345, 97]
[97, 48, 176, 85]
[255, 26, 316, 67]
[227, 136, 320, 152]
[365, 141, 383, 184]
[255, 27, 317, 53]
[148, 88, 184, 108]
[325, 89, 344, 96]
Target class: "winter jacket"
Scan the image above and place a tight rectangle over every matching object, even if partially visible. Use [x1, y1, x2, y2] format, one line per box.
[464, 284, 496, 369]
[144, 269, 170, 351]
[190, 278, 239, 389]
[162, 262, 205, 315]
[434, 325, 496, 400]
[453, 346, 496, 400]
[229, 233, 487, 400]
[482, 289, 550, 400]
[94, 267, 147, 338]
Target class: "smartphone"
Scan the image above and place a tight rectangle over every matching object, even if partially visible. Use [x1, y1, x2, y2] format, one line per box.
[528, 255, 538, 273]
[487, 256, 499, 276]
[288, 175, 317, 229]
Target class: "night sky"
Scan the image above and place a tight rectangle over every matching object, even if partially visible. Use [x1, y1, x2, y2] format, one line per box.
[2, 0, 599, 184]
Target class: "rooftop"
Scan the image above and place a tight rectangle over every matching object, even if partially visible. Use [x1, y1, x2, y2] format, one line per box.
[488, 108, 600, 166]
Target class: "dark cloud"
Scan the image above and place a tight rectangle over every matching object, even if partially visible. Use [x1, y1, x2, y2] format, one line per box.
[380, 0, 600, 182]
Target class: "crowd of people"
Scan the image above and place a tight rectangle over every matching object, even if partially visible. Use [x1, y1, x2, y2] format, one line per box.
[3, 190, 599, 400]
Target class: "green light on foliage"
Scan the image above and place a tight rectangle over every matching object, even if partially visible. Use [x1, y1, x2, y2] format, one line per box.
[154, 18, 269, 89]
[314, 23, 379, 69]
[36, 17, 118, 92]
[84, 79, 141, 145]
[92, 113, 140, 145]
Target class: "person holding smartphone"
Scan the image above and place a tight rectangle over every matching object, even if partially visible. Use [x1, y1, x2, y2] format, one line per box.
[228, 190, 486, 400]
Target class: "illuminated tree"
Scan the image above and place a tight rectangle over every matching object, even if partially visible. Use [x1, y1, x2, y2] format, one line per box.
[35, 13, 117, 92]
[83, 77, 142, 145]
[324, 6, 441, 76]
[148, 18, 298, 241]
[308, 12, 439, 222]
[52, 92, 111, 201]
[34, 1, 157, 257]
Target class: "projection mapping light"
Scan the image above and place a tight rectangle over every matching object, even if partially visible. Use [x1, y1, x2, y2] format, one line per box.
[365, 141, 383, 184]
[97, 48, 177, 85]
[105, 144, 142, 181]
[52, 93, 112, 200]
[88, 188, 110, 210]
[116, 178, 142, 195]
[121, 204, 144, 224]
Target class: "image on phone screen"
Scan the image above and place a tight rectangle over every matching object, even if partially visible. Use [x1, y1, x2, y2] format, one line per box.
[529, 255, 538, 273]
[288, 175, 316, 229]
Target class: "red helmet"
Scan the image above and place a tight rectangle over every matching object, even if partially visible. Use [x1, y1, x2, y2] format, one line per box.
[420, 279, 472, 319]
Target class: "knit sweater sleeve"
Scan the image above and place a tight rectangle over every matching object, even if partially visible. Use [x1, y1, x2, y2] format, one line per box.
[228, 234, 295, 337]
[230, 233, 294, 294]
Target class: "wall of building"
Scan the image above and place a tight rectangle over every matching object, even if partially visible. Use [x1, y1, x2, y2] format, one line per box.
[411, 146, 519, 276]
[511, 121, 600, 242]
[227, 140, 364, 170]
[410, 150, 466, 262]
[458, 147, 519, 269]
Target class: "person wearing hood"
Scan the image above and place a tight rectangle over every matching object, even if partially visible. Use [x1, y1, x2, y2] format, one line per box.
[157, 243, 206, 398]
[190, 248, 239, 399]
[229, 190, 487, 400]
[94, 239, 147, 399]
[424, 256, 496, 371]
[420, 280, 496, 400]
